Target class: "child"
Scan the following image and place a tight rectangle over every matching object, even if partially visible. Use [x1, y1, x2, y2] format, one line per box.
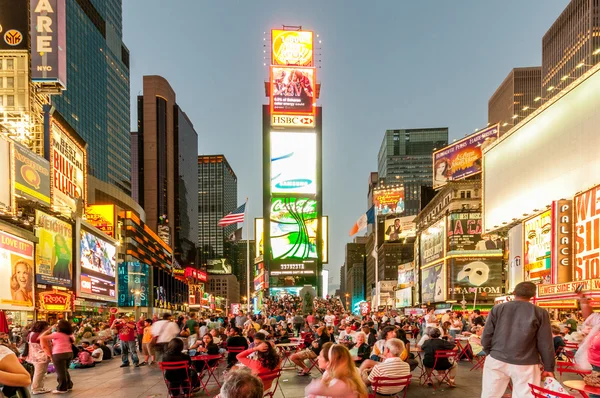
[141, 319, 154, 365]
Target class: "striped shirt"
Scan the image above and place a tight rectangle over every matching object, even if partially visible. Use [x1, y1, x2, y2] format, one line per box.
[368, 357, 411, 395]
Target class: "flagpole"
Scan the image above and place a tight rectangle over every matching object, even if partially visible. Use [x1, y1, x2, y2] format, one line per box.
[245, 197, 250, 315]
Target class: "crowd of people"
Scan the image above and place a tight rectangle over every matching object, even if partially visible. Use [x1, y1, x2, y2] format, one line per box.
[3, 282, 600, 397]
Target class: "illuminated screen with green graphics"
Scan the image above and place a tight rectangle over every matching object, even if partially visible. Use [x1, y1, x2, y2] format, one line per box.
[270, 197, 317, 261]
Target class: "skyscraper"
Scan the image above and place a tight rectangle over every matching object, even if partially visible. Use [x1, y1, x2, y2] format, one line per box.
[51, 0, 131, 194]
[197, 155, 238, 266]
[377, 128, 448, 215]
[133, 76, 198, 267]
[488, 67, 541, 136]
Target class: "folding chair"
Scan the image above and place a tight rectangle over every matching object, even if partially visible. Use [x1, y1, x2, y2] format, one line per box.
[556, 360, 592, 382]
[258, 369, 282, 398]
[195, 354, 223, 395]
[159, 361, 193, 398]
[470, 354, 486, 371]
[421, 350, 457, 390]
[529, 383, 575, 398]
[369, 375, 412, 398]
[563, 343, 579, 363]
[306, 355, 324, 374]
[277, 345, 299, 369]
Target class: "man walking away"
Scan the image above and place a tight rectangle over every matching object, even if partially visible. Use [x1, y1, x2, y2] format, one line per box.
[481, 282, 554, 398]
[151, 313, 180, 363]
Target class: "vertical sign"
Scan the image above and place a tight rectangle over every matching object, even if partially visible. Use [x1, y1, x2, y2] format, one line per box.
[507, 224, 523, 293]
[574, 185, 600, 281]
[30, 0, 67, 88]
[553, 200, 572, 283]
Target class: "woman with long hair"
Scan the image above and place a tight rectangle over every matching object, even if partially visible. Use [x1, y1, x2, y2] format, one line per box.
[236, 335, 281, 390]
[305, 344, 368, 398]
[27, 321, 51, 394]
[10, 260, 33, 304]
[40, 320, 74, 393]
[52, 234, 71, 281]
[163, 338, 198, 393]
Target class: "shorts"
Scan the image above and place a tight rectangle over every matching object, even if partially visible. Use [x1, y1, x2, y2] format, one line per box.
[294, 349, 317, 360]
[142, 343, 152, 356]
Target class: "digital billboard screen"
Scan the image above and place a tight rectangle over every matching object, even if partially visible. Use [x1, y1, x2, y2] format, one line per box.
[118, 262, 149, 307]
[270, 197, 317, 261]
[271, 29, 313, 66]
[574, 185, 600, 281]
[448, 212, 503, 252]
[433, 125, 498, 189]
[447, 257, 503, 300]
[271, 132, 316, 194]
[420, 219, 445, 266]
[523, 210, 551, 283]
[35, 210, 72, 287]
[373, 187, 405, 215]
[270, 66, 315, 115]
[13, 142, 51, 206]
[79, 228, 116, 301]
[421, 263, 444, 304]
[384, 216, 415, 242]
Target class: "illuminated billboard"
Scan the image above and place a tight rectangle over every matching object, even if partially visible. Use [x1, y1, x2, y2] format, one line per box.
[79, 227, 116, 301]
[321, 216, 328, 263]
[433, 125, 498, 190]
[384, 216, 415, 241]
[118, 262, 149, 307]
[448, 212, 503, 252]
[85, 205, 115, 237]
[0, 230, 35, 310]
[421, 263, 444, 304]
[270, 197, 317, 261]
[447, 257, 503, 300]
[397, 262, 415, 288]
[574, 185, 600, 281]
[373, 187, 405, 215]
[255, 218, 264, 256]
[50, 120, 86, 213]
[523, 210, 551, 283]
[270, 66, 315, 115]
[13, 142, 51, 206]
[271, 132, 316, 194]
[420, 219, 445, 266]
[35, 210, 72, 287]
[0, 138, 9, 211]
[30, 0, 67, 88]
[0, 1, 29, 50]
[271, 29, 313, 66]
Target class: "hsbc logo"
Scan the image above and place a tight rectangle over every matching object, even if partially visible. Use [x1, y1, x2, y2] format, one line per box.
[271, 114, 315, 128]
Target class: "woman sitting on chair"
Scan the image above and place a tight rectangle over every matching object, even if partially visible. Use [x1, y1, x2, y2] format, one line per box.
[421, 327, 457, 387]
[162, 338, 199, 393]
[236, 335, 281, 390]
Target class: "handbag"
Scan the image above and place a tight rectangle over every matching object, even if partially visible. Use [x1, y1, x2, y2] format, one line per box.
[584, 371, 600, 387]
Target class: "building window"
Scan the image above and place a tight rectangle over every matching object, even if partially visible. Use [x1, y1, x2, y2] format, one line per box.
[466, 191, 471, 199]
[6, 95, 14, 107]
[6, 59, 13, 70]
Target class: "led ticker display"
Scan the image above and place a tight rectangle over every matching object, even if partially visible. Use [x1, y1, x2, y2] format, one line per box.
[270, 66, 315, 115]
[271, 132, 316, 194]
[270, 197, 317, 261]
[79, 228, 116, 301]
[271, 30, 313, 66]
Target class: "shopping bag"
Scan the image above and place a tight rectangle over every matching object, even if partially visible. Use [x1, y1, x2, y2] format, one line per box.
[543, 376, 568, 396]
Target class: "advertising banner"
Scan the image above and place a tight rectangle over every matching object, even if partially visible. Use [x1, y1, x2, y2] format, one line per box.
[79, 228, 116, 301]
[448, 212, 503, 252]
[0, 138, 10, 211]
[35, 210, 72, 287]
[373, 187, 405, 215]
[524, 210, 552, 283]
[552, 200, 572, 283]
[575, 185, 600, 281]
[118, 262, 149, 307]
[397, 262, 415, 288]
[13, 142, 51, 206]
[395, 287, 412, 308]
[384, 216, 416, 241]
[51, 121, 85, 213]
[432, 125, 499, 189]
[37, 288, 73, 312]
[270, 132, 316, 194]
[447, 257, 503, 300]
[421, 263, 444, 304]
[0, 0, 29, 50]
[420, 219, 445, 266]
[0, 230, 34, 309]
[270, 66, 315, 115]
[507, 224, 524, 292]
[271, 29, 313, 66]
[270, 197, 318, 261]
[30, 0, 67, 87]
[85, 205, 115, 237]
[269, 262, 316, 276]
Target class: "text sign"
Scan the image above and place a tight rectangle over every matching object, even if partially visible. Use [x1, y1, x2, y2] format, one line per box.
[30, 0, 67, 87]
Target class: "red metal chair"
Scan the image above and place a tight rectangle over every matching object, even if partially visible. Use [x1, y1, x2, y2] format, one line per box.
[556, 360, 592, 382]
[158, 361, 193, 398]
[226, 346, 245, 367]
[421, 350, 457, 390]
[368, 375, 412, 398]
[194, 354, 223, 395]
[470, 354, 486, 371]
[258, 369, 282, 398]
[306, 355, 324, 374]
[277, 344, 299, 369]
[529, 383, 575, 398]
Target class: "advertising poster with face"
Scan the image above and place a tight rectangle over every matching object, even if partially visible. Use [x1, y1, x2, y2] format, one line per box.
[384, 216, 416, 241]
[35, 210, 72, 287]
[421, 263, 444, 304]
[524, 210, 551, 283]
[420, 219, 445, 266]
[0, 230, 34, 309]
[447, 257, 503, 300]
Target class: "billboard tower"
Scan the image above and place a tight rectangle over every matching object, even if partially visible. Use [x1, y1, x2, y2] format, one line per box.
[262, 27, 327, 298]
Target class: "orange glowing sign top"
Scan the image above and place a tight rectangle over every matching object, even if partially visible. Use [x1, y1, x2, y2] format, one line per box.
[272, 30, 313, 66]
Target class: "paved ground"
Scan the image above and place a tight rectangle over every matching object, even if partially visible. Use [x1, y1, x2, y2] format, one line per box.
[37, 355, 578, 398]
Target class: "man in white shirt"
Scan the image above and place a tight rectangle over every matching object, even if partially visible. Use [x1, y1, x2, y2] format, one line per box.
[394, 314, 402, 324]
[338, 325, 356, 345]
[91, 342, 103, 363]
[151, 313, 180, 362]
[364, 338, 411, 395]
[324, 311, 335, 327]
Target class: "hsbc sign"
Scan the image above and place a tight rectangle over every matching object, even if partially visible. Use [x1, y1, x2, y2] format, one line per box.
[271, 115, 315, 128]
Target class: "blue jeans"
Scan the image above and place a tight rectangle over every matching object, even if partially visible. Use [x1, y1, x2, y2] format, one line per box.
[121, 340, 139, 365]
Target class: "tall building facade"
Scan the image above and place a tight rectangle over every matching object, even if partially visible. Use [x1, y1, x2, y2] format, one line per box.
[542, 0, 600, 100]
[206, 274, 240, 307]
[378, 128, 448, 216]
[197, 155, 238, 266]
[133, 76, 198, 267]
[345, 236, 367, 309]
[51, 0, 131, 194]
[488, 67, 541, 136]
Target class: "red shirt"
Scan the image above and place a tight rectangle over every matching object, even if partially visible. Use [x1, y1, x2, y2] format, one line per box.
[136, 320, 145, 335]
[115, 322, 136, 341]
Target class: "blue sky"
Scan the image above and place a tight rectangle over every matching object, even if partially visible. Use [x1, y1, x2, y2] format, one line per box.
[123, 0, 568, 290]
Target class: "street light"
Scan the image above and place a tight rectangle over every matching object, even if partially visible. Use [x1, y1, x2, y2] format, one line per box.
[345, 293, 350, 311]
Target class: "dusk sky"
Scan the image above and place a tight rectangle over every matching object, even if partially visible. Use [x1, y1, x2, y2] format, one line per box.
[123, 1, 568, 291]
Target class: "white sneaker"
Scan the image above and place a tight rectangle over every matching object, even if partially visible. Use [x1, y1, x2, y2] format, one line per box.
[32, 389, 51, 395]
[51, 390, 67, 394]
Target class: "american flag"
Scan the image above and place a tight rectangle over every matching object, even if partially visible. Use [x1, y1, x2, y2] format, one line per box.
[218, 203, 246, 227]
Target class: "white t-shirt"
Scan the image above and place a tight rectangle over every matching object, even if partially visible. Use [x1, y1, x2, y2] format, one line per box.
[324, 315, 335, 326]
[91, 348, 103, 362]
[0, 345, 15, 362]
